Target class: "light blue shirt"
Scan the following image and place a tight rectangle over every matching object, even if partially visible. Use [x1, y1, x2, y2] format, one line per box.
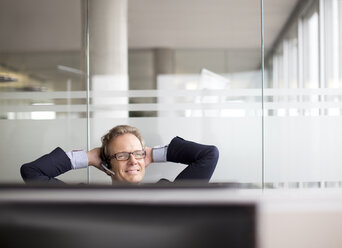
[66, 145, 168, 169]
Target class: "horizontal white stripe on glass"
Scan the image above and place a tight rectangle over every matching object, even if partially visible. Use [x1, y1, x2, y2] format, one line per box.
[1, 88, 342, 100]
[1, 102, 342, 112]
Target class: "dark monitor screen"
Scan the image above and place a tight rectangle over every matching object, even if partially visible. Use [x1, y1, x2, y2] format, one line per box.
[0, 187, 256, 248]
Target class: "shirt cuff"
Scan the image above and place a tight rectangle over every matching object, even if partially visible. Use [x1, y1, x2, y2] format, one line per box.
[152, 145, 168, 162]
[66, 150, 88, 169]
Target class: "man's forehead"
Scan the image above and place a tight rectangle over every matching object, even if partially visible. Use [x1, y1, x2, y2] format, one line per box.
[109, 133, 142, 152]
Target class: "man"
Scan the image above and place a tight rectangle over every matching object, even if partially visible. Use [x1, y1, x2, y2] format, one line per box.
[21, 125, 219, 184]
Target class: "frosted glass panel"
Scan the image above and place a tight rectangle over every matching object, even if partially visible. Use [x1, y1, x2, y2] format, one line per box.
[266, 116, 342, 182]
[264, 88, 342, 184]
[264, 0, 342, 187]
[88, 70, 263, 184]
[87, 116, 262, 184]
[0, 119, 88, 183]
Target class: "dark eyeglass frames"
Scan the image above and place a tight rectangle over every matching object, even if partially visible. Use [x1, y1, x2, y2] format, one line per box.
[109, 150, 146, 161]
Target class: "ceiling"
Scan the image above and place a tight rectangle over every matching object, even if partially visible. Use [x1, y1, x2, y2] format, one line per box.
[0, 0, 300, 90]
[128, 0, 299, 49]
[0, 0, 299, 51]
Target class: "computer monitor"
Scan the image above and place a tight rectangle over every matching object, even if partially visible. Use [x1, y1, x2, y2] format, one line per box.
[0, 185, 256, 248]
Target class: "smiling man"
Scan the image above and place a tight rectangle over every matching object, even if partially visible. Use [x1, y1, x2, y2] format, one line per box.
[21, 125, 219, 184]
[98, 125, 148, 183]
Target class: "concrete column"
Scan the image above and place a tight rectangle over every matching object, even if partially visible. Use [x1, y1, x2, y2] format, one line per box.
[87, 0, 128, 184]
[154, 48, 175, 87]
[89, 0, 127, 75]
[89, 0, 128, 120]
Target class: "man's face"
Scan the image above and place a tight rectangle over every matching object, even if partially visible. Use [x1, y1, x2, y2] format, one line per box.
[108, 133, 146, 183]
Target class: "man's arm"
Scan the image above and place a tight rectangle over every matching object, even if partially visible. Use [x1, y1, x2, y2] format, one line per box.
[20, 147, 72, 184]
[20, 138, 219, 183]
[167, 136, 219, 182]
[20, 146, 156, 183]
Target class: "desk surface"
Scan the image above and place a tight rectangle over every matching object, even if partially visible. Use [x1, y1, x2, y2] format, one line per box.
[1, 184, 342, 206]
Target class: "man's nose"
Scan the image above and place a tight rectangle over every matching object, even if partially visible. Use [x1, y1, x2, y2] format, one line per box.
[128, 153, 137, 163]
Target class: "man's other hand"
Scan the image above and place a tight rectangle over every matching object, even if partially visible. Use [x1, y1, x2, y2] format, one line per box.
[144, 147, 153, 167]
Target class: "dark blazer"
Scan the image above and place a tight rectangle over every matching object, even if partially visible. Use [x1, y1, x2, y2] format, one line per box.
[20, 136, 219, 184]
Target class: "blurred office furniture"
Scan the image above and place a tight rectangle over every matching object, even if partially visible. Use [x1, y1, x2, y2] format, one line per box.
[0, 184, 256, 248]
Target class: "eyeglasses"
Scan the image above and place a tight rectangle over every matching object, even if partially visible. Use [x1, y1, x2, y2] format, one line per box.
[109, 150, 146, 161]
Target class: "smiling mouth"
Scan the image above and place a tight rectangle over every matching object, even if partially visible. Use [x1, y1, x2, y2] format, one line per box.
[125, 168, 140, 175]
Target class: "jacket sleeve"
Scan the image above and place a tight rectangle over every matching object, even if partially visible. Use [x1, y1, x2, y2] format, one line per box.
[20, 147, 72, 184]
[167, 137, 219, 182]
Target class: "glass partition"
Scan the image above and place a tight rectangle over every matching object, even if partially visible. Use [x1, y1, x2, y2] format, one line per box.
[4, 0, 336, 188]
[264, 0, 342, 188]
[88, 0, 263, 184]
[0, 0, 88, 183]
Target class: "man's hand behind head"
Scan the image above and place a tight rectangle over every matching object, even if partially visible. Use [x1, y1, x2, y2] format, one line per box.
[87, 148, 102, 170]
[144, 147, 153, 167]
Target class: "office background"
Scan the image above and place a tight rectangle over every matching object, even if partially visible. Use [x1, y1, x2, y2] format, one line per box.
[1, 0, 341, 187]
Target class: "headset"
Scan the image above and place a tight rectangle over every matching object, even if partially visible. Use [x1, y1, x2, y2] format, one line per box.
[101, 162, 115, 176]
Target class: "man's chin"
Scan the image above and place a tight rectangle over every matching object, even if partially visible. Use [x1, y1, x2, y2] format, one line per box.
[120, 174, 144, 184]
[127, 176, 143, 184]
